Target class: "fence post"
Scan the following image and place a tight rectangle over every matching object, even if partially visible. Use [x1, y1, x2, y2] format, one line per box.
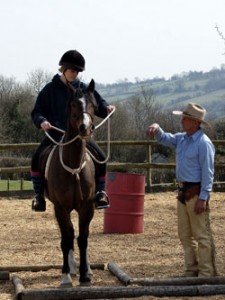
[20, 178, 24, 191]
[146, 144, 152, 190]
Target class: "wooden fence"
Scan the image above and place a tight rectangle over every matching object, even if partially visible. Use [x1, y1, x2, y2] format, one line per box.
[0, 140, 225, 191]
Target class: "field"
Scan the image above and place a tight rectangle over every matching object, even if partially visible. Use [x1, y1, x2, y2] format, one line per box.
[0, 192, 225, 300]
[0, 180, 32, 192]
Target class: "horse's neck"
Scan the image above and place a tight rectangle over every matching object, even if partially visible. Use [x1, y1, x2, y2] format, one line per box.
[62, 137, 86, 168]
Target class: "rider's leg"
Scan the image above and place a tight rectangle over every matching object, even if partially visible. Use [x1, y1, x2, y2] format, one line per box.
[95, 172, 110, 209]
[31, 138, 51, 212]
[31, 171, 46, 212]
[87, 140, 109, 209]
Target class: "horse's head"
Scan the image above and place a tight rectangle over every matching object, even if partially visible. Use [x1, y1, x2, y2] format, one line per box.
[68, 79, 97, 138]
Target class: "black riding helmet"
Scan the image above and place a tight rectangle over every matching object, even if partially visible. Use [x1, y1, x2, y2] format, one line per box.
[59, 50, 85, 72]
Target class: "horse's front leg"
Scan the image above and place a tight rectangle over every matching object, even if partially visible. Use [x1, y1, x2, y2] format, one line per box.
[55, 206, 76, 287]
[77, 207, 94, 285]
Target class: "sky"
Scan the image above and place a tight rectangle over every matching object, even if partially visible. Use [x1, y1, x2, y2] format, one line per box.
[1, 0, 225, 84]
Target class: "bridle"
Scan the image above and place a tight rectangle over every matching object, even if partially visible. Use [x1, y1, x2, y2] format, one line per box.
[44, 106, 115, 175]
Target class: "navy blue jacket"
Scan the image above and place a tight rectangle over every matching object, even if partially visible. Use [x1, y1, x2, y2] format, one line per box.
[31, 74, 109, 133]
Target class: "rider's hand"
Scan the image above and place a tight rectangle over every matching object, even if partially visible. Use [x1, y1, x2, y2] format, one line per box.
[107, 105, 115, 114]
[41, 120, 52, 131]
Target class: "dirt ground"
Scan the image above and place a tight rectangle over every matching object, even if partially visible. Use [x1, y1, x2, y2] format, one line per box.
[0, 191, 225, 300]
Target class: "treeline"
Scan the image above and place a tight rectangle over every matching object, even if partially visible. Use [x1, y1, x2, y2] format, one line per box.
[0, 70, 169, 145]
[96, 66, 225, 121]
[97, 66, 225, 96]
[1, 69, 225, 177]
[0, 69, 52, 144]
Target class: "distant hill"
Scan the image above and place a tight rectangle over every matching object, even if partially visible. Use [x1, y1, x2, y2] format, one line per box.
[96, 67, 225, 121]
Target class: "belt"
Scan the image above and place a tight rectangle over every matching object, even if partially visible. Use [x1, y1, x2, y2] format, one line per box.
[177, 182, 201, 189]
[177, 182, 201, 204]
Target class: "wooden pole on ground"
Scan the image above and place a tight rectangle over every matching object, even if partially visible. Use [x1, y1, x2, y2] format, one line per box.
[12, 274, 25, 299]
[130, 276, 225, 286]
[11, 275, 225, 300]
[0, 271, 9, 280]
[0, 263, 105, 273]
[107, 261, 131, 286]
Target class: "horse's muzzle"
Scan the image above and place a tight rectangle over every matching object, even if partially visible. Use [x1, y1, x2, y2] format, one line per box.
[79, 123, 95, 136]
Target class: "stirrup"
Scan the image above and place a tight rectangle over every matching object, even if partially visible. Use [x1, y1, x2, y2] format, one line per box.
[95, 191, 110, 209]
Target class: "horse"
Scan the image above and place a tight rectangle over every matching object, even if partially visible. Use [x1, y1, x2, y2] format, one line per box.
[40, 79, 98, 286]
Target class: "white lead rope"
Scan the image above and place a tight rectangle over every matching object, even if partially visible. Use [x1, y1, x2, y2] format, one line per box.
[86, 116, 111, 165]
[44, 107, 115, 170]
[59, 144, 86, 178]
[87, 106, 115, 164]
[95, 107, 115, 129]
[45, 127, 82, 146]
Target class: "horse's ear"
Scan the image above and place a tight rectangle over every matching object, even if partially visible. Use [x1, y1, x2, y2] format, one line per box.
[87, 79, 95, 93]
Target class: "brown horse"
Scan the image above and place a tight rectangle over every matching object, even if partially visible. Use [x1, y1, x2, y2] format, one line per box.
[40, 79, 97, 286]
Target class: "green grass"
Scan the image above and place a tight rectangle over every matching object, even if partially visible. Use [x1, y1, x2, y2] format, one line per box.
[0, 180, 32, 191]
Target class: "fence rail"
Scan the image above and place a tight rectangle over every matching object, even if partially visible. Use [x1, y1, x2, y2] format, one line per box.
[1, 140, 225, 191]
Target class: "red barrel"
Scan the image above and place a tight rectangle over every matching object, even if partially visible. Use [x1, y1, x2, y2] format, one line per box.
[104, 172, 145, 234]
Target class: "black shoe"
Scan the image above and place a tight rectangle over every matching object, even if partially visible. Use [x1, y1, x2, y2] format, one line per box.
[95, 191, 110, 209]
[32, 194, 46, 212]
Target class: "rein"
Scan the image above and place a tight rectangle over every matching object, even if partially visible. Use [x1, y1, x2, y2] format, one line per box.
[44, 107, 115, 175]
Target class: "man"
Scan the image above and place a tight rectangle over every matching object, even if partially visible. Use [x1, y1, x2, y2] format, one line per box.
[146, 102, 217, 277]
[31, 49, 115, 212]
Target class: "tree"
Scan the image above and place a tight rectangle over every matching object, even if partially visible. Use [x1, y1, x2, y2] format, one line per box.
[127, 86, 163, 139]
[2, 84, 42, 143]
[215, 24, 225, 55]
[0, 76, 17, 142]
[27, 68, 53, 94]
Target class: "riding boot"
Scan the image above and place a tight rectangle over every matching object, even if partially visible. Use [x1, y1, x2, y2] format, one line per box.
[31, 172, 46, 212]
[32, 194, 46, 212]
[95, 176, 110, 209]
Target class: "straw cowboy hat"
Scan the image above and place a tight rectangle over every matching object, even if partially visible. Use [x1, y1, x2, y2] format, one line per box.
[173, 102, 209, 127]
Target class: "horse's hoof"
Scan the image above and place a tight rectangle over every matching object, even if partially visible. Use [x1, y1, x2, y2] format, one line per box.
[79, 276, 91, 286]
[79, 281, 91, 287]
[60, 282, 73, 288]
[61, 273, 72, 287]
[87, 267, 93, 276]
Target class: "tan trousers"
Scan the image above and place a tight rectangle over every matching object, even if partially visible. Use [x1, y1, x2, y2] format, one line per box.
[177, 195, 217, 277]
